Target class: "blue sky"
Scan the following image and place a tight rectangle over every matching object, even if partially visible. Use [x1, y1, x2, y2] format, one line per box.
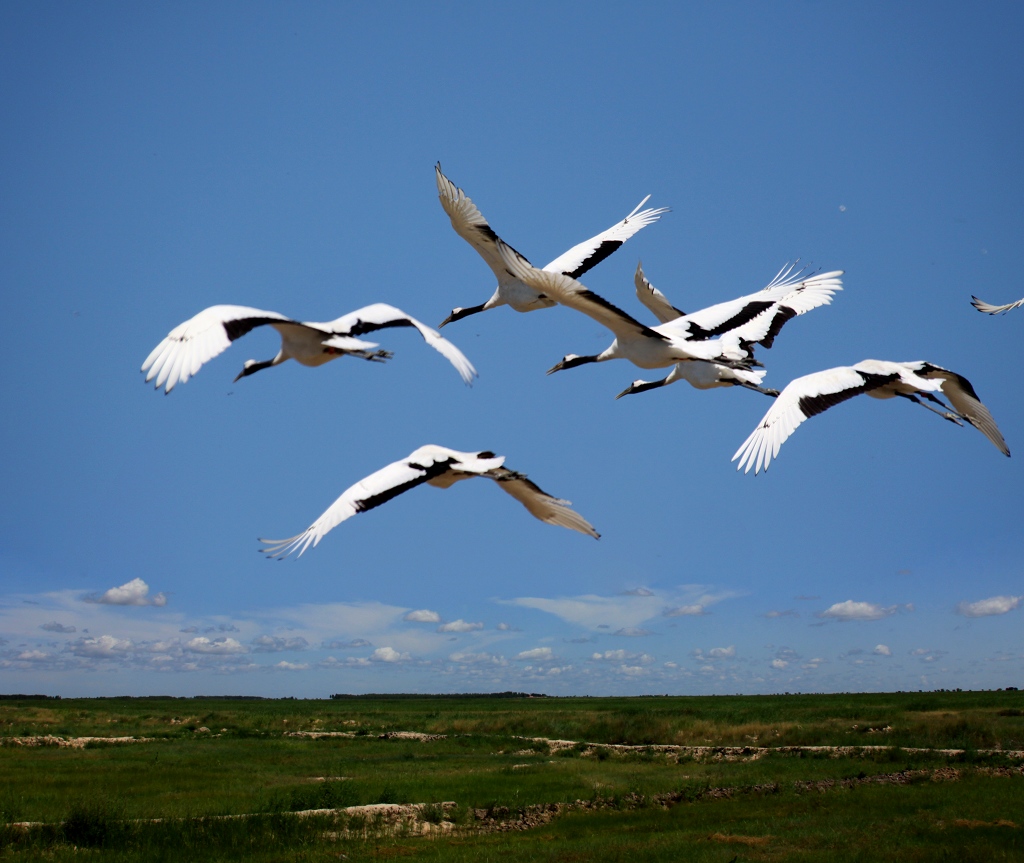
[1, 2, 1021, 697]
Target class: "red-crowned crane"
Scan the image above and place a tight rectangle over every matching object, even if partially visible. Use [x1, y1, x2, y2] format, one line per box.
[259, 445, 599, 558]
[142, 303, 477, 393]
[435, 162, 667, 326]
[615, 261, 841, 398]
[495, 236, 775, 375]
[733, 360, 1010, 474]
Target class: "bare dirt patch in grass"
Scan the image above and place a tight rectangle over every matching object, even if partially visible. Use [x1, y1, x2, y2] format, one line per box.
[284, 731, 357, 739]
[520, 735, 1024, 762]
[1, 735, 154, 748]
[284, 730, 445, 741]
[952, 818, 1018, 829]
[708, 832, 772, 846]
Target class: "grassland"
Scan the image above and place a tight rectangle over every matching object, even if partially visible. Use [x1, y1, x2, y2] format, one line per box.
[1, 690, 1022, 860]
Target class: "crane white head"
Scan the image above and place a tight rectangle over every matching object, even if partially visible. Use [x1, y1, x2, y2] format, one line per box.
[233, 358, 274, 382]
[439, 303, 488, 328]
[615, 379, 664, 399]
[546, 354, 598, 375]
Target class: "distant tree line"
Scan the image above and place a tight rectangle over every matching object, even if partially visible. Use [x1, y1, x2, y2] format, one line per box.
[329, 691, 548, 700]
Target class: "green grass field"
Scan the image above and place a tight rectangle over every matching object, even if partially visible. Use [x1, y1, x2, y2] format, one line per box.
[1, 691, 1021, 861]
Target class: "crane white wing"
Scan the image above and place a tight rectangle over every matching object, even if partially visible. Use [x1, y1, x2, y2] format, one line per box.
[634, 261, 685, 323]
[436, 162, 664, 286]
[435, 163, 528, 282]
[722, 271, 844, 349]
[317, 334, 383, 353]
[658, 266, 843, 345]
[486, 468, 600, 538]
[319, 303, 478, 385]
[971, 295, 1024, 315]
[259, 456, 441, 559]
[142, 305, 296, 393]
[496, 237, 663, 341]
[543, 196, 669, 279]
[260, 446, 508, 558]
[732, 365, 900, 474]
[912, 363, 1010, 456]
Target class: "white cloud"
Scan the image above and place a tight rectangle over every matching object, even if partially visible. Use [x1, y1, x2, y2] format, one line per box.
[0, 593, 458, 676]
[693, 645, 736, 662]
[16, 650, 52, 662]
[955, 595, 1023, 618]
[369, 646, 409, 663]
[185, 637, 247, 655]
[614, 627, 652, 637]
[84, 578, 167, 607]
[404, 609, 441, 623]
[591, 650, 653, 664]
[322, 638, 370, 649]
[270, 601, 412, 645]
[771, 659, 788, 669]
[516, 647, 554, 661]
[873, 644, 892, 656]
[319, 655, 367, 668]
[664, 605, 705, 617]
[252, 635, 309, 652]
[505, 585, 738, 631]
[764, 610, 798, 619]
[592, 649, 629, 661]
[619, 665, 648, 676]
[449, 651, 505, 665]
[68, 635, 134, 657]
[508, 593, 661, 630]
[910, 648, 946, 663]
[818, 600, 901, 621]
[273, 661, 309, 671]
[437, 619, 483, 633]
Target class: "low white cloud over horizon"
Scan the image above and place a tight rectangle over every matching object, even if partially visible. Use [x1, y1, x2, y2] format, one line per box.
[3, 576, 1021, 696]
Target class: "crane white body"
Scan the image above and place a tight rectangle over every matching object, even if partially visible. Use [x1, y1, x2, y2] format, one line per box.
[260, 445, 600, 558]
[142, 302, 477, 393]
[435, 163, 667, 325]
[617, 262, 841, 397]
[634, 261, 842, 348]
[494, 237, 759, 373]
[733, 360, 1010, 474]
[617, 360, 771, 398]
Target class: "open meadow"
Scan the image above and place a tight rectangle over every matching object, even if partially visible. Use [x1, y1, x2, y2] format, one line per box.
[1, 691, 1022, 861]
